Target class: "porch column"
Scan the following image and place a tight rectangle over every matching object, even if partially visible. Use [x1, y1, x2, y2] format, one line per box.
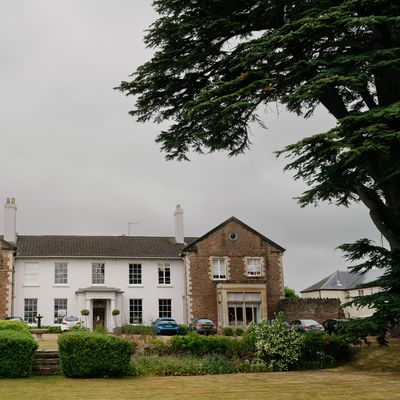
[86, 299, 91, 330]
[110, 299, 116, 331]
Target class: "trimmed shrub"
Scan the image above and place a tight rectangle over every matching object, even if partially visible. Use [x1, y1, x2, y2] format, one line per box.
[235, 328, 245, 336]
[299, 332, 354, 369]
[121, 324, 153, 335]
[222, 327, 234, 336]
[0, 329, 38, 378]
[169, 333, 231, 356]
[58, 331, 134, 377]
[178, 324, 189, 335]
[29, 325, 61, 334]
[0, 320, 30, 333]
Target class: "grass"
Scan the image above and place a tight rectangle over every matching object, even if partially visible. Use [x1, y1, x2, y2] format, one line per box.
[0, 338, 398, 399]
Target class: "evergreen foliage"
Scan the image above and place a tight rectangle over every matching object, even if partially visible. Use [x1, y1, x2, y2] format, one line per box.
[0, 329, 38, 378]
[116, 0, 400, 339]
[58, 331, 134, 378]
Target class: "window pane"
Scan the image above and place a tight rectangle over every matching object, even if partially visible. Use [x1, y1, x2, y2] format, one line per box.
[55, 262, 68, 284]
[24, 298, 37, 323]
[227, 292, 243, 301]
[129, 299, 142, 324]
[212, 258, 226, 280]
[247, 258, 261, 275]
[159, 299, 172, 318]
[158, 264, 171, 285]
[92, 263, 105, 284]
[24, 263, 38, 285]
[244, 292, 260, 302]
[54, 298, 67, 323]
[129, 264, 142, 285]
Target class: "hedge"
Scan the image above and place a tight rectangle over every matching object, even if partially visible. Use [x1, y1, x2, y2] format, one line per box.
[299, 332, 354, 369]
[0, 329, 38, 378]
[58, 331, 134, 377]
[0, 320, 30, 333]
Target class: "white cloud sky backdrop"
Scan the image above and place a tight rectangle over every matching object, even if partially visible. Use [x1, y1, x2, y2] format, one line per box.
[0, 0, 383, 292]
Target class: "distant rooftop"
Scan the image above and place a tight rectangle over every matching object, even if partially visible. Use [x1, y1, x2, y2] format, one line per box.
[301, 269, 382, 293]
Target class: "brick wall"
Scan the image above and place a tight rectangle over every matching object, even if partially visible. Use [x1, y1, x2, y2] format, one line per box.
[277, 298, 345, 323]
[185, 219, 284, 325]
[0, 242, 14, 318]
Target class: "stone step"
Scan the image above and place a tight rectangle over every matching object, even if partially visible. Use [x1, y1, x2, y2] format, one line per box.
[32, 350, 60, 376]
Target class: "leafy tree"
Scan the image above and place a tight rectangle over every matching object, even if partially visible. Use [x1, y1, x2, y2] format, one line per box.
[284, 286, 299, 299]
[116, 0, 400, 339]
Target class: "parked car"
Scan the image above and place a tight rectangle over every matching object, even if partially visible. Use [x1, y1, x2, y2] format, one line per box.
[4, 316, 25, 323]
[322, 319, 350, 334]
[290, 319, 325, 332]
[61, 316, 82, 332]
[152, 318, 180, 335]
[189, 318, 217, 335]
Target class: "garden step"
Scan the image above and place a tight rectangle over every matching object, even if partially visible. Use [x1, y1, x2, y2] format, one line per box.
[32, 350, 60, 376]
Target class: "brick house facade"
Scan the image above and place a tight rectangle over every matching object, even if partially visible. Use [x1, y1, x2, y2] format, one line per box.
[0, 238, 15, 319]
[182, 217, 285, 329]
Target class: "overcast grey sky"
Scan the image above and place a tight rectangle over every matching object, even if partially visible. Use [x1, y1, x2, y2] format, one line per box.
[0, 1, 383, 292]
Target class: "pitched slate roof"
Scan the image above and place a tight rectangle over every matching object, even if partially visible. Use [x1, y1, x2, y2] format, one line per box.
[15, 235, 197, 259]
[301, 269, 382, 293]
[182, 217, 285, 252]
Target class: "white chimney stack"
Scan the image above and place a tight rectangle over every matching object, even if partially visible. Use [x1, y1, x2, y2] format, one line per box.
[4, 197, 17, 243]
[174, 204, 184, 244]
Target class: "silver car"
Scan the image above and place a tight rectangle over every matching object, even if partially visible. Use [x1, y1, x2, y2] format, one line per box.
[290, 319, 324, 332]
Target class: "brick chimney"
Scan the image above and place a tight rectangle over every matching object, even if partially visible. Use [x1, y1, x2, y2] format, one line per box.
[174, 204, 184, 244]
[4, 197, 17, 243]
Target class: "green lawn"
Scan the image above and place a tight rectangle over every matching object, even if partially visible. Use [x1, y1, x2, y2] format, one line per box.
[7, 336, 396, 400]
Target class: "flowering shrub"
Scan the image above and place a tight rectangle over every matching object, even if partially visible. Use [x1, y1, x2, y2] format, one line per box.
[251, 312, 305, 371]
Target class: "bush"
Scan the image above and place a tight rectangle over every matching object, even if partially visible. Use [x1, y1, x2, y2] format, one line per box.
[0, 320, 30, 333]
[29, 325, 61, 334]
[235, 328, 245, 336]
[178, 324, 189, 335]
[121, 324, 153, 335]
[0, 329, 38, 378]
[169, 333, 231, 356]
[251, 312, 305, 371]
[58, 331, 134, 377]
[131, 354, 236, 376]
[222, 327, 234, 336]
[299, 332, 354, 369]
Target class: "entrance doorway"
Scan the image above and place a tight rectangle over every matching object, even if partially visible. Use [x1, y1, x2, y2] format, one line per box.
[93, 299, 106, 329]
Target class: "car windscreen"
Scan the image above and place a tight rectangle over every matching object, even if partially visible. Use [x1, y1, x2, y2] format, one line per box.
[198, 319, 213, 324]
[65, 316, 80, 321]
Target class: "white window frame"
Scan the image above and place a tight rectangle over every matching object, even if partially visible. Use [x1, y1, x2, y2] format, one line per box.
[129, 299, 143, 324]
[245, 258, 262, 276]
[24, 263, 38, 286]
[159, 298, 172, 318]
[54, 262, 68, 284]
[92, 263, 105, 284]
[24, 298, 38, 323]
[158, 263, 171, 285]
[129, 263, 142, 285]
[54, 298, 68, 324]
[212, 258, 227, 280]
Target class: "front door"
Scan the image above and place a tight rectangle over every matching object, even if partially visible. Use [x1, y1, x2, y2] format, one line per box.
[93, 299, 106, 329]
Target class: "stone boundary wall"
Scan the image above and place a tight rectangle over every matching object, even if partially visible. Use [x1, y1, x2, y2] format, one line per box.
[277, 298, 345, 323]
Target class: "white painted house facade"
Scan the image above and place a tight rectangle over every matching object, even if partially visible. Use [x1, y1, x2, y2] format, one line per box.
[4, 200, 190, 331]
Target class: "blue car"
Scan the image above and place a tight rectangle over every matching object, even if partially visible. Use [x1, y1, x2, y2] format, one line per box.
[152, 318, 180, 335]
